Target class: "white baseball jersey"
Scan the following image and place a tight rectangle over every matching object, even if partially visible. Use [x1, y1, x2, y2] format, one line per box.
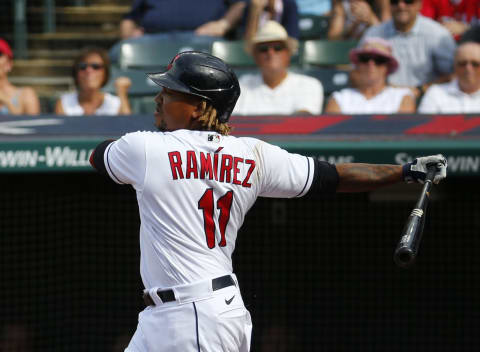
[102, 129, 315, 290]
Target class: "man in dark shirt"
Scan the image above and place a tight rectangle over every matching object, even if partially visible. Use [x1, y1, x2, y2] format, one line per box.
[109, 0, 247, 62]
[120, 0, 247, 39]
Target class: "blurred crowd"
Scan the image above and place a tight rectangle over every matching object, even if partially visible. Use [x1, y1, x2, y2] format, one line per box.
[0, 0, 479, 118]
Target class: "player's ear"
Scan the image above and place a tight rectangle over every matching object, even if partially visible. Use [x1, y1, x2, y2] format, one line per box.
[191, 100, 207, 120]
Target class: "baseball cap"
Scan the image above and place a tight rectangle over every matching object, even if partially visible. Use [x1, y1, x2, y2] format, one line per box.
[0, 39, 13, 59]
[350, 37, 399, 74]
[246, 20, 299, 55]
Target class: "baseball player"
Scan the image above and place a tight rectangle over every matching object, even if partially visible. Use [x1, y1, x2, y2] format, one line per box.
[89, 51, 447, 352]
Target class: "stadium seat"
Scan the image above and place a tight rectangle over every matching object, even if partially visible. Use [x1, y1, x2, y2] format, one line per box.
[301, 39, 358, 67]
[103, 66, 160, 96]
[130, 95, 157, 114]
[298, 15, 330, 40]
[211, 40, 256, 67]
[118, 40, 212, 70]
[39, 95, 60, 114]
[293, 66, 351, 96]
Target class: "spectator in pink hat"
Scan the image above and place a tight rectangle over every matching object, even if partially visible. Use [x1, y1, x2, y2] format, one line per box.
[324, 37, 416, 113]
[0, 39, 40, 115]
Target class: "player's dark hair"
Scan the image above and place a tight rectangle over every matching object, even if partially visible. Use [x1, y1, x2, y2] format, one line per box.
[72, 47, 111, 88]
[197, 101, 232, 136]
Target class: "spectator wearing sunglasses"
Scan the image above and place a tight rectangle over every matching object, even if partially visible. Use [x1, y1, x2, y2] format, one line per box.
[325, 37, 415, 113]
[233, 21, 323, 115]
[418, 41, 480, 113]
[55, 47, 131, 116]
[0, 38, 40, 115]
[360, 0, 457, 98]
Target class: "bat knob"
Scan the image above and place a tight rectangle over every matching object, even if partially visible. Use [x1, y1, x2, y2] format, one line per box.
[394, 247, 415, 268]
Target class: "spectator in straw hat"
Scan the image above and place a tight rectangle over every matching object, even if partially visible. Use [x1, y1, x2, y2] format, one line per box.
[233, 20, 323, 115]
[0, 39, 40, 115]
[325, 37, 416, 113]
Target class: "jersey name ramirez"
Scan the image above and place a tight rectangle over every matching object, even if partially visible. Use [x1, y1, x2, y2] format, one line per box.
[168, 150, 256, 188]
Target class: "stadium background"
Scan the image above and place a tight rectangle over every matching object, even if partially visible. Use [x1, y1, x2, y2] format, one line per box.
[1, 1, 480, 351]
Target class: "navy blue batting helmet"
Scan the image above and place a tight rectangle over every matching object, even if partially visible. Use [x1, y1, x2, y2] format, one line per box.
[147, 51, 240, 123]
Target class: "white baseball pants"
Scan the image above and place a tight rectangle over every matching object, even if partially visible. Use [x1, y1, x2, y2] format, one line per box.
[125, 276, 252, 351]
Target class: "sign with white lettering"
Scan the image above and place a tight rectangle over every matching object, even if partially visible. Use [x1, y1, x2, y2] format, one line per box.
[0, 114, 478, 174]
[0, 140, 478, 175]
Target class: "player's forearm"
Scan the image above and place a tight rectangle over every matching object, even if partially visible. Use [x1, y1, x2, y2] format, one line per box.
[244, 5, 262, 40]
[222, 1, 247, 32]
[336, 163, 403, 192]
[118, 97, 132, 115]
[120, 19, 138, 39]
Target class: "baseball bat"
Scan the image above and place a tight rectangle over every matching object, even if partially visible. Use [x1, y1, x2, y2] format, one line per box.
[393, 163, 438, 268]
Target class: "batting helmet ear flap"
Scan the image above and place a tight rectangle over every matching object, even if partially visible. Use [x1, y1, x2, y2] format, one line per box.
[147, 51, 240, 123]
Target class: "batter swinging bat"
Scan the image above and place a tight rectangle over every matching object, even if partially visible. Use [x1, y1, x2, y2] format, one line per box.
[394, 163, 438, 268]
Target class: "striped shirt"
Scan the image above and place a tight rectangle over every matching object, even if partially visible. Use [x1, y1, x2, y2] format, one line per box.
[361, 15, 457, 87]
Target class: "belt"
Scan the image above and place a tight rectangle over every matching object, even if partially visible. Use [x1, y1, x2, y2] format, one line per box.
[143, 275, 236, 306]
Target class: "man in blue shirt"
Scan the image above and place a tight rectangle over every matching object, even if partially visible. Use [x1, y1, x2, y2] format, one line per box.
[361, 0, 456, 98]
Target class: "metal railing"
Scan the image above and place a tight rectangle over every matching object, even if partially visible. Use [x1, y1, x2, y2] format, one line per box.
[13, 0, 27, 58]
[13, 0, 86, 58]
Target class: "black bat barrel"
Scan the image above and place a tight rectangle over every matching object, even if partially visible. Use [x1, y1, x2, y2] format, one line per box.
[394, 201, 428, 267]
[394, 164, 437, 268]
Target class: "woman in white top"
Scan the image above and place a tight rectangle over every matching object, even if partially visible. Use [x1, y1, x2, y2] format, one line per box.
[55, 47, 131, 116]
[325, 37, 416, 114]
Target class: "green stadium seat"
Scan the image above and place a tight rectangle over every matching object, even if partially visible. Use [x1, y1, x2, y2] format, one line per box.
[118, 40, 212, 70]
[130, 95, 157, 114]
[302, 39, 358, 67]
[39, 95, 60, 114]
[103, 66, 160, 96]
[211, 40, 256, 67]
[298, 15, 331, 40]
[293, 66, 351, 95]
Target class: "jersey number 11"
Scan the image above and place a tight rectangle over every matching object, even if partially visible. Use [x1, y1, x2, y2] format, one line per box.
[198, 188, 234, 249]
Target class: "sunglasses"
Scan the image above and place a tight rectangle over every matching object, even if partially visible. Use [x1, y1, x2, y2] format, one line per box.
[357, 54, 390, 65]
[390, 0, 416, 5]
[456, 60, 480, 68]
[77, 62, 104, 71]
[256, 43, 287, 53]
